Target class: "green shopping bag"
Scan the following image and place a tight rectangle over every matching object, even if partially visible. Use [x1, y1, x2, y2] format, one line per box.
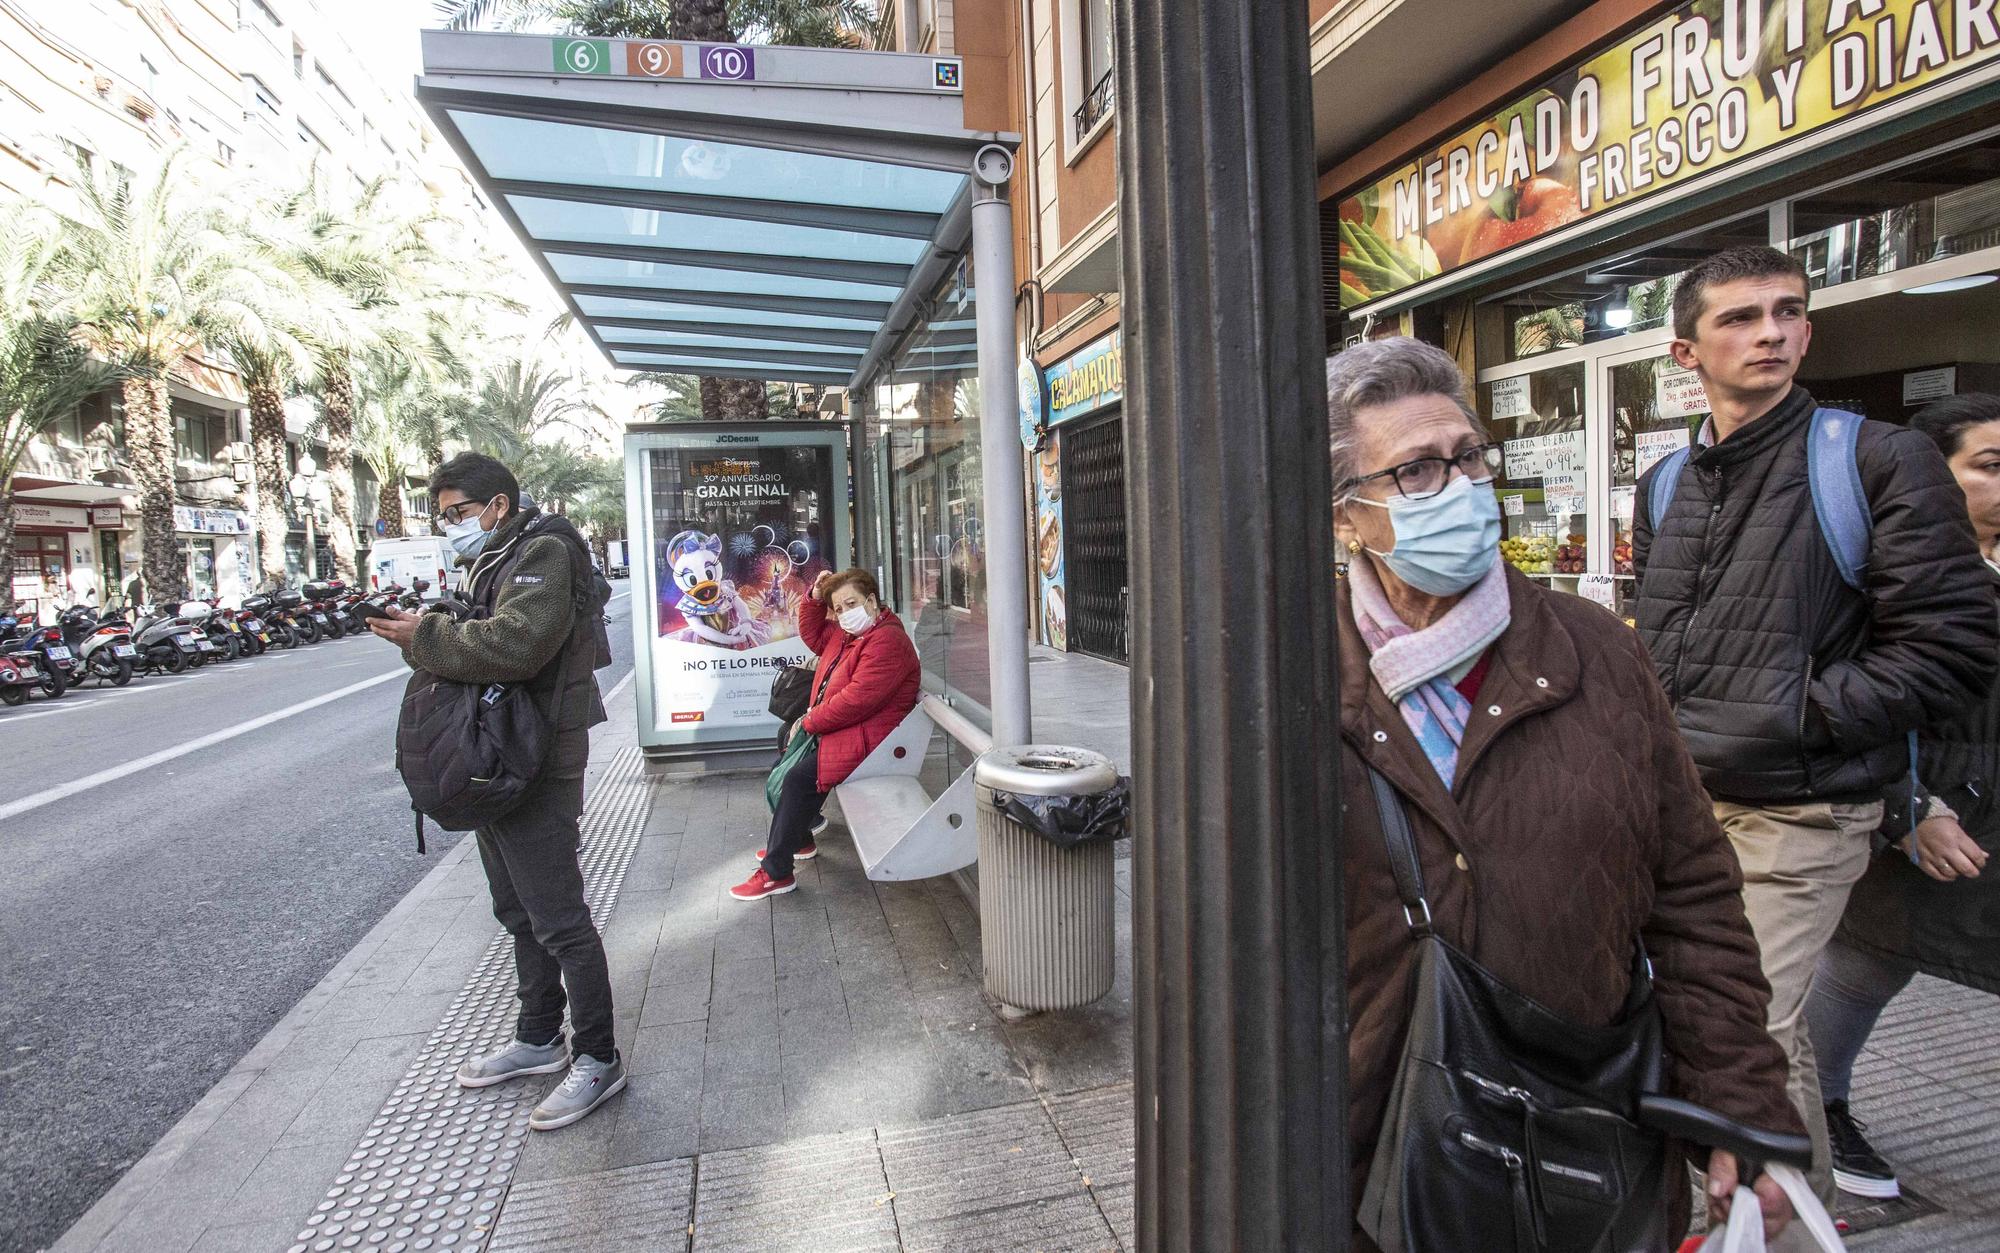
[765, 730, 819, 813]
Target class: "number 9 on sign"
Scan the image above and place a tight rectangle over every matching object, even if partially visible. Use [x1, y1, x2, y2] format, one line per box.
[626, 41, 679, 77]
[700, 44, 754, 81]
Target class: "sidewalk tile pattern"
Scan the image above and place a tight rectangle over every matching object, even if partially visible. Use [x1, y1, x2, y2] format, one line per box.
[285, 750, 651, 1253]
[486, 1159, 692, 1253]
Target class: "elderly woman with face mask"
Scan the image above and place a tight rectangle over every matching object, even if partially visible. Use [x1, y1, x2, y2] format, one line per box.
[731, 567, 919, 902]
[1330, 338, 1806, 1250]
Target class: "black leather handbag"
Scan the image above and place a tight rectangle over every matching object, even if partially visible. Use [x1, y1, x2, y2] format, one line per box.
[1356, 766, 1675, 1253]
[767, 659, 816, 723]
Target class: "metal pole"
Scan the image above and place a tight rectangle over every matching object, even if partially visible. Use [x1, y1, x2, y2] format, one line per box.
[971, 183, 1032, 748]
[1116, 0, 1347, 1249]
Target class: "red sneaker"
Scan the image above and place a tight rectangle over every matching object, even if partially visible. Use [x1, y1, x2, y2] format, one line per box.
[752, 842, 817, 863]
[729, 868, 797, 901]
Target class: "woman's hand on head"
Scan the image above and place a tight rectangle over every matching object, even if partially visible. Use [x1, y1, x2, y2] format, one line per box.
[811, 572, 833, 603]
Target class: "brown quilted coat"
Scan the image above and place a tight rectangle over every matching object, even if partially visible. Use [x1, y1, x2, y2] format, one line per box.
[1339, 568, 1802, 1243]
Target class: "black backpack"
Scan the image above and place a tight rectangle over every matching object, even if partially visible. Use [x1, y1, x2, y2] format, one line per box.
[394, 513, 608, 850]
[395, 671, 549, 849]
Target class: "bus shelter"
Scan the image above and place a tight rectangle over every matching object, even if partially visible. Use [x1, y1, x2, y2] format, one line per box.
[416, 30, 1030, 758]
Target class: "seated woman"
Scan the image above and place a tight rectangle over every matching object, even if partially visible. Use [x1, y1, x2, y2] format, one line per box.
[731, 568, 920, 901]
[1328, 337, 1803, 1247]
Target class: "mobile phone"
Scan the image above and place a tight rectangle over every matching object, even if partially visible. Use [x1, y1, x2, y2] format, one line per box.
[349, 601, 391, 624]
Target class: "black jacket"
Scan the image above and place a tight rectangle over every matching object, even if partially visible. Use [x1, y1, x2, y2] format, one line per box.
[1632, 386, 1997, 804]
[1840, 567, 2000, 995]
[412, 508, 608, 778]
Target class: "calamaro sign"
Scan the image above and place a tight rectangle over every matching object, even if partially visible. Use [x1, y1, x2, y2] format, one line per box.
[1336, 0, 2000, 308]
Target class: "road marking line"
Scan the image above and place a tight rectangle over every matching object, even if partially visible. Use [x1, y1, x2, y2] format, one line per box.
[0, 666, 407, 823]
[605, 669, 635, 703]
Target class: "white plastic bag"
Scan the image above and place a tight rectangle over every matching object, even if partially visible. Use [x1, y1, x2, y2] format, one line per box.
[1695, 1162, 1845, 1253]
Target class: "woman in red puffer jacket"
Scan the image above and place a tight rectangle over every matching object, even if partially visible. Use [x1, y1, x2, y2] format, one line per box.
[730, 567, 920, 901]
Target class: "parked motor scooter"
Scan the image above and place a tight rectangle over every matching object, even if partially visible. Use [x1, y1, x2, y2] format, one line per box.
[192, 599, 246, 660]
[241, 593, 295, 649]
[0, 650, 38, 706]
[126, 602, 214, 673]
[304, 580, 352, 638]
[57, 604, 138, 686]
[0, 611, 77, 697]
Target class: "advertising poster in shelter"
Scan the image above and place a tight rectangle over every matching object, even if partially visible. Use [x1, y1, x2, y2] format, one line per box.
[641, 435, 843, 748]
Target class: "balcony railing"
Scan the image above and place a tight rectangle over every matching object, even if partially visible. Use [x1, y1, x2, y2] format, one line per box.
[1073, 68, 1115, 143]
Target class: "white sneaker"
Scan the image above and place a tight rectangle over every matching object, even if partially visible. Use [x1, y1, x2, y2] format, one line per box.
[456, 1036, 570, 1089]
[530, 1053, 627, 1131]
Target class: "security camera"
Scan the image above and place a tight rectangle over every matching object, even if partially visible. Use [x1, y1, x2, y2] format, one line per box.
[972, 144, 1014, 187]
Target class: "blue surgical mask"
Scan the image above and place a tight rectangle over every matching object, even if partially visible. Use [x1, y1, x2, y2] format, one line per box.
[443, 502, 495, 560]
[1353, 473, 1501, 596]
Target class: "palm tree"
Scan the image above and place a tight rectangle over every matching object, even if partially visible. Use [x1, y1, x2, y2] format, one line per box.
[0, 204, 124, 615]
[518, 442, 620, 517]
[470, 356, 603, 459]
[431, 0, 882, 419]
[280, 176, 454, 582]
[58, 149, 289, 602]
[629, 370, 703, 421]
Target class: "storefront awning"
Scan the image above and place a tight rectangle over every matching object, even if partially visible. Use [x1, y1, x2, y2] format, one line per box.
[416, 31, 1008, 388]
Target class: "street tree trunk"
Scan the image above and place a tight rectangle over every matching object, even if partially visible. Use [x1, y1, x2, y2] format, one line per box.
[321, 363, 359, 583]
[125, 373, 184, 604]
[248, 381, 291, 586]
[668, 0, 730, 40]
[0, 478, 15, 616]
[668, 0, 769, 421]
[376, 475, 406, 538]
[700, 376, 770, 420]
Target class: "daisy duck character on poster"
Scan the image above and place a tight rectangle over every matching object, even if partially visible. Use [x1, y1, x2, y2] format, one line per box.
[660, 530, 771, 650]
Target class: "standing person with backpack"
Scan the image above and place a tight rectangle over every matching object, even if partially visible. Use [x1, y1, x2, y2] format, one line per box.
[366, 452, 624, 1131]
[1631, 246, 1997, 1220]
[1803, 393, 2000, 1202]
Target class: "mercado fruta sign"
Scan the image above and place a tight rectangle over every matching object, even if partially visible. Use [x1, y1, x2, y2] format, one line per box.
[1336, 0, 2000, 309]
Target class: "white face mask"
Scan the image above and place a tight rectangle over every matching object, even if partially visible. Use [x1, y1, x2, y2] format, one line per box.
[838, 604, 876, 635]
[442, 499, 498, 559]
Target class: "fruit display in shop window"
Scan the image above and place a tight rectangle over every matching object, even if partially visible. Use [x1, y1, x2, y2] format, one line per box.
[1613, 539, 1634, 576]
[1500, 535, 1554, 575]
[1554, 542, 1590, 575]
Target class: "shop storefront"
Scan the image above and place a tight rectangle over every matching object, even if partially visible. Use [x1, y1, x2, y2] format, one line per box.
[1331, 0, 2000, 619]
[8, 501, 97, 615]
[1030, 328, 1127, 662]
[173, 505, 254, 602]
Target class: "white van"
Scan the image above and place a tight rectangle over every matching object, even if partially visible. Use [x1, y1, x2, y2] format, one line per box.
[367, 536, 455, 600]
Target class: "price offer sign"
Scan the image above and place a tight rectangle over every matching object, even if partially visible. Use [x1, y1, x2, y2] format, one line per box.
[1578, 573, 1617, 609]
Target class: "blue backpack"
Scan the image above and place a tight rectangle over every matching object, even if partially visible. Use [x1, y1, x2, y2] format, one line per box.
[1647, 408, 1919, 808]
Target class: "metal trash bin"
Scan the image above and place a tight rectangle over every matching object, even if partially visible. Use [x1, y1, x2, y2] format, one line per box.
[974, 745, 1123, 1012]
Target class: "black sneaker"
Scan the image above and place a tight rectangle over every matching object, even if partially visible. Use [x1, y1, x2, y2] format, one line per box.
[1826, 1100, 1900, 1199]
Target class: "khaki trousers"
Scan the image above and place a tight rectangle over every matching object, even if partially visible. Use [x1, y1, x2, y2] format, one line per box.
[1713, 799, 1879, 1229]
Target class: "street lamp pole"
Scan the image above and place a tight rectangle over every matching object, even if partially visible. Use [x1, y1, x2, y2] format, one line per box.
[290, 456, 321, 581]
[1115, 1, 1348, 1249]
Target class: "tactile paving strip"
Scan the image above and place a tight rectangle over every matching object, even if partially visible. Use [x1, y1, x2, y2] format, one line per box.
[288, 749, 651, 1253]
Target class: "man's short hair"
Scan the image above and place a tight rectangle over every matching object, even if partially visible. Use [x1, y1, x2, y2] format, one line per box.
[824, 568, 880, 603]
[1672, 245, 1810, 340]
[430, 452, 520, 512]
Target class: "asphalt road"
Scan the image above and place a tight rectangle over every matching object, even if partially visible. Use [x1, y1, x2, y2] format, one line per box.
[0, 587, 635, 1251]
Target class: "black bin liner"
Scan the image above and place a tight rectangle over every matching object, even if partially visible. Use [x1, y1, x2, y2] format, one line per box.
[990, 778, 1131, 848]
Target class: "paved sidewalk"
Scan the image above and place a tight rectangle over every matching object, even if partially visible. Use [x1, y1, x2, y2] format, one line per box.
[49, 647, 2000, 1251]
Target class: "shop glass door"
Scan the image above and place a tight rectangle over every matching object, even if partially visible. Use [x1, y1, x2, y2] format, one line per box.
[1602, 341, 1709, 620]
[1475, 361, 1596, 596]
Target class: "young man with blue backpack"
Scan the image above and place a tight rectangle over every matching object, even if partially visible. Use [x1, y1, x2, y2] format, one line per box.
[1632, 246, 1997, 1222]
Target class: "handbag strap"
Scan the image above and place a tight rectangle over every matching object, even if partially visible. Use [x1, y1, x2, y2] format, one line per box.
[1366, 766, 1435, 936]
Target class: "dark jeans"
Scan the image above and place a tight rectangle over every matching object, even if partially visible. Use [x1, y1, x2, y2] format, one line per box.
[476, 775, 617, 1061]
[761, 741, 828, 881]
[1805, 934, 1917, 1104]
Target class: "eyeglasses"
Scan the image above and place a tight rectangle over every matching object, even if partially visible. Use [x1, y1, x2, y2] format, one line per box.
[435, 498, 493, 528]
[1339, 443, 1504, 501]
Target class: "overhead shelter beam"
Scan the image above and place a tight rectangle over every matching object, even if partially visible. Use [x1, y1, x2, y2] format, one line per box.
[567, 284, 893, 322]
[599, 341, 863, 369]
[588, 318, 879, 348]
[539, 239, 913, 288]
[610, 358, 853, 383]
[487, 178, 942, 240]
